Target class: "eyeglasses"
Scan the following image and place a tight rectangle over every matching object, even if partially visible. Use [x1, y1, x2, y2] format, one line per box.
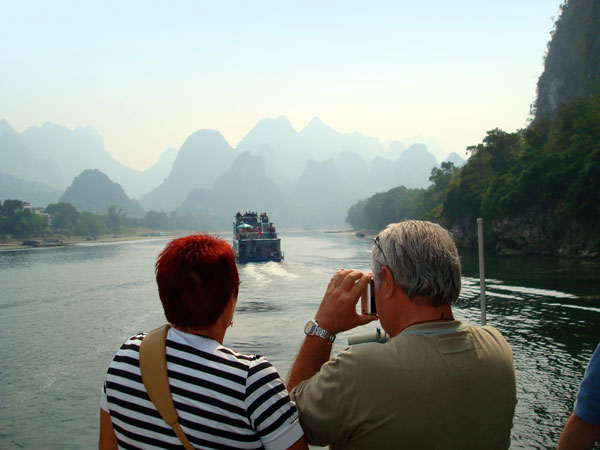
[373, 235, 389, 267]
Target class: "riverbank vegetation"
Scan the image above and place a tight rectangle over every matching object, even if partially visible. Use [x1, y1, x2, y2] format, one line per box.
[0, 200, 219, 241]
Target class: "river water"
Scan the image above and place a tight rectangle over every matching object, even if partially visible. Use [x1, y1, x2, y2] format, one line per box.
[0, 230, 598, 449]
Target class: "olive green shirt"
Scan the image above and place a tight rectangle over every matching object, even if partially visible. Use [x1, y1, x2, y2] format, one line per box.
[291, 320, 517, 449]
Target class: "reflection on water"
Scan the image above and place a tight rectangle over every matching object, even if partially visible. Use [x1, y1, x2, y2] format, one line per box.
[0, 231, 598, 449]
[459, 249, 599, 450]
[235, 300, 283, 313]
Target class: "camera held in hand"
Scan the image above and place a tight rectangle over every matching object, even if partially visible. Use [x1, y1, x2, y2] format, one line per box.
[361, 279, 377, 315]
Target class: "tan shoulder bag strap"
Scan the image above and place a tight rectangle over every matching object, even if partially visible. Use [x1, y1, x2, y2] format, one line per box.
[139, 324, 194, 450]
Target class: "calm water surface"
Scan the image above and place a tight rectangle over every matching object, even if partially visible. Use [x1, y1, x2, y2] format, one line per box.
[0, 230, 599, 449]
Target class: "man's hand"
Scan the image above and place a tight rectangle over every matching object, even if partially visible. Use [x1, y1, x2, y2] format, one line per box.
[315, 269, 378, 334]
[287, 269, 378, 392]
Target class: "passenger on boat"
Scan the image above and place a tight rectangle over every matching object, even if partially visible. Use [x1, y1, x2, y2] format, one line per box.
[99, 233, 306, 450]
[557, 342, 600, 450]
[287, 220, 517, 449]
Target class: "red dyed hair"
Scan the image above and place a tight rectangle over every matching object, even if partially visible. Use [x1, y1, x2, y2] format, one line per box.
[155, 233, 239, 329]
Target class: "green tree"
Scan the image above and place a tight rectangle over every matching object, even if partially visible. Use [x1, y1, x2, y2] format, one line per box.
[0, 200, 49, 237]
[46, 202, 79, 237]
[74, 211, 108, 236]
[143, 211, 169, 230]
[346, 187, 426, 231]
[419, 162, 459, 223]
[346, 199, 369, 230]
[0, 199, 25, 235]
[107, 205, 127, 236]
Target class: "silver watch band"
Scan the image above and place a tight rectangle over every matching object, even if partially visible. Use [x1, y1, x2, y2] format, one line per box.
[305, 319, 336, 343]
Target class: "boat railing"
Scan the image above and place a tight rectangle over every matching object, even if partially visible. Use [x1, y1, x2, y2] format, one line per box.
[237, 232, 278, 239]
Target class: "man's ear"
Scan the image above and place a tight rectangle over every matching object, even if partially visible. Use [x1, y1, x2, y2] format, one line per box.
[379, 266, 396, 301]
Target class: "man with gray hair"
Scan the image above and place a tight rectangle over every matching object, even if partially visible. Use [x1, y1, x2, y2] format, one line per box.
[288, 220, 517, 449]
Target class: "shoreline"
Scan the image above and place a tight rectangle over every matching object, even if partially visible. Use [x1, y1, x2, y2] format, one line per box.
[0, 232, 177, 251]
[323, 228, 377, 238]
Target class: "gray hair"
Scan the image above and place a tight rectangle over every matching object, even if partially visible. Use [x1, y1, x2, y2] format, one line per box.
[371, 220, 461, 307]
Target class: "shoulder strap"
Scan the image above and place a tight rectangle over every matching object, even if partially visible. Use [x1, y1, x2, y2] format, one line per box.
[139, 324, 194, 450]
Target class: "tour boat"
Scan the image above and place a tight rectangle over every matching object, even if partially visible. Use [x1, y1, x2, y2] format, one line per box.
[233, 211, 283, 263]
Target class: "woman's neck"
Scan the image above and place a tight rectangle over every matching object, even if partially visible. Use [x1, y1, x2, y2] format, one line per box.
[171, 323, 225, 344]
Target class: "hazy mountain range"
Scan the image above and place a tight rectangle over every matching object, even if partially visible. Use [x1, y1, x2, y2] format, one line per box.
[0, 119, 176, 198]
[0, 116, 465, 226]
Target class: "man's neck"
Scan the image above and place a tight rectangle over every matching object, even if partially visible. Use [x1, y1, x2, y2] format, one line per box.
[391, 299, 454, 337]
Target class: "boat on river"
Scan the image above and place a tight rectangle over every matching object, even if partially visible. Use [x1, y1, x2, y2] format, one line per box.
[233, 211, 283, 263]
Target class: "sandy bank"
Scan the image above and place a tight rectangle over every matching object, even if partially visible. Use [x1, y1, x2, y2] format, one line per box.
[0, 231, 180, 251]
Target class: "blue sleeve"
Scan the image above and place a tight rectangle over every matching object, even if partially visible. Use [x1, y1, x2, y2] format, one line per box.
[574, 342, 600, 426]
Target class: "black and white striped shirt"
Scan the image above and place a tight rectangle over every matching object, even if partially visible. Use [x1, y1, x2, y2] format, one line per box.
[100, 328, 303, 449]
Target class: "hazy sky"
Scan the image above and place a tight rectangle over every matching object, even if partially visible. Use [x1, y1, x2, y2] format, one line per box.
[1, 1, 562, 170]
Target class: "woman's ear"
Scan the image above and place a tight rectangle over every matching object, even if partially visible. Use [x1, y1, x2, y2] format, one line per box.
[229, 291, 238, 315]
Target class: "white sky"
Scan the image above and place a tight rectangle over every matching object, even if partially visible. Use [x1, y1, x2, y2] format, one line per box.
[0, 1, 562, 170]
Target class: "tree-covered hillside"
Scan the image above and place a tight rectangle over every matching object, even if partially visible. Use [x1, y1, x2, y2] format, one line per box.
[347, 0, 600, 258]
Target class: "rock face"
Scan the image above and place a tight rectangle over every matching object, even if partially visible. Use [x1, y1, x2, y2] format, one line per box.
[534, 0, 600, 118]
[60, 169, 145, 217]
[450, 207, 600, 260]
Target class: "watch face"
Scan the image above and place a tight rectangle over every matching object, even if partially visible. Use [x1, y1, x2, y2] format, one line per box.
[304, 320, 316, 335]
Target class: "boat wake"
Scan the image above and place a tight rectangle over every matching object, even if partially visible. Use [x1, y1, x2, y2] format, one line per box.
[240, 262, 299, 282]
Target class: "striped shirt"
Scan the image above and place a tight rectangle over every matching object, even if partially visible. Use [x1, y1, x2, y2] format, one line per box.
[100, 328, 303, 449]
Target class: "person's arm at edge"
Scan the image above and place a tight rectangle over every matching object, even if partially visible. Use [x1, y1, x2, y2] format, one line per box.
[287, 269, 376, 391]
[99, 409, 118, 450]
[557, 412, 600, 450]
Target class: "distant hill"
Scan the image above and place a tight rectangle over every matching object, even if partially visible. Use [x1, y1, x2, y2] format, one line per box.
[444, 152, 466, 167]
[236, 115, 390, 183]
[395, 144, 438, 188]
[1, 115, 453, 226]
[0, 119, 17, 136]
[367, 144, 438, 193]
[335, 150, 370, 194]
[178, 152, 296, 225]
[60, 169, 145, 217]
[139, 130, 236, 213]
[4, 122, 172, 197]
[140, 147, 177, 191]
[299, 117, 385, 162]
[289, 158, 355, 227]
[0, 131, 63, 188]
[236, 116, 306, 182]
[385, 141, 407, 160]
[0, 172, 62, 207]
[21, 123, 127, 190]
[397, 136, 448, 163]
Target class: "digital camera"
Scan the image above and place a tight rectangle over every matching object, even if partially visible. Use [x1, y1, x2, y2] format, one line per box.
[361, 279, 377, 315]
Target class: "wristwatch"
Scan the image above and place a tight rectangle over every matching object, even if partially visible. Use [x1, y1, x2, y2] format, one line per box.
[304, 320, 336, 343]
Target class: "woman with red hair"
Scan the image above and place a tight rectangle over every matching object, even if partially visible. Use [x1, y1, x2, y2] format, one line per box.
[99, 233, 306, 449]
